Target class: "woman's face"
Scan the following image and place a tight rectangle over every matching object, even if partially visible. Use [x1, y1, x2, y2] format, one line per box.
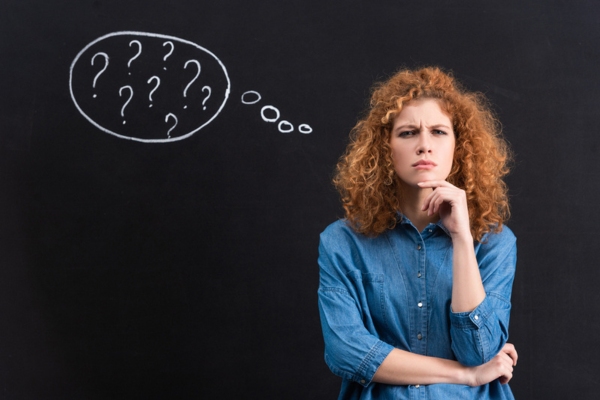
[390, 98, 455, 188]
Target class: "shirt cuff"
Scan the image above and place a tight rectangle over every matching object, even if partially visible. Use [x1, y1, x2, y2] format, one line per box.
[354, 340, 395, 387]
[449, 295, 493, 330]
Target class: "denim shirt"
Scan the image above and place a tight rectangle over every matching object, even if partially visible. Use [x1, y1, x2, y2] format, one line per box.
[318, 216, 517, 399]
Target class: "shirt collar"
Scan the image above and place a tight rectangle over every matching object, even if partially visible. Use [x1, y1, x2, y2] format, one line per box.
[396, 212, 452, 237]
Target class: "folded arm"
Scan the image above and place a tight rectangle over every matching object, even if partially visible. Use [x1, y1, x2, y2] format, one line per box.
[372, 344, 517, 386]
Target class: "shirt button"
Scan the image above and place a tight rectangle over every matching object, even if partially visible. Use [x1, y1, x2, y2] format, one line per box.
[415, 384, 420, 388]
[417, 271, 422, 278]
[417, 302, 423, 308]
[474, 315, 479, 320]
[428, 229, 433, 232]
[417, 245, 422, 250]
[360, 379, 366, 384]
[417, 333, 422, 340]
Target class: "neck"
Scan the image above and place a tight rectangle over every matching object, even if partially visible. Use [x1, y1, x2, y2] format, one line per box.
[397, 183, 439, 232]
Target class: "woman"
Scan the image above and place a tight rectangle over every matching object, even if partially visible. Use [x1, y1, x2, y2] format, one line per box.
[318, 67, 518, 399]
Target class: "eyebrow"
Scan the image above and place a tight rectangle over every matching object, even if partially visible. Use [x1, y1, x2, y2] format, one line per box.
[393, 123, 453, 132]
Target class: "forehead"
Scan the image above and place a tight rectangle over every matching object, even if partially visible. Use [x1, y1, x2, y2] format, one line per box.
[393, 98, 452, 125]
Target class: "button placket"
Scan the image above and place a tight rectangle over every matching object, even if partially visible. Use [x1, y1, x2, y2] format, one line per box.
[415, 236, 427, 352]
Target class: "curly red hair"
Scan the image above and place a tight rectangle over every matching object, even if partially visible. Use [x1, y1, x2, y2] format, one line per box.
[334, 67, 512, 241]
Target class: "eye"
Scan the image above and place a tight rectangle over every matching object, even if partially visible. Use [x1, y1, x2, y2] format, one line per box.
[398, 130, 415, 137]
[433, 129, 447, 135]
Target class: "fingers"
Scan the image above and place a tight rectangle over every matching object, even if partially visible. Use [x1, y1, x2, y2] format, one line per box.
[418, 181, 470, 236]
[417, 180, 455, 189]
[496, 344, 518, 384]
[502, 343, 518, 366]
[420, 187, 461, 214]
[425, 191, 449, 215]
[496, 351, 515, 384]
[499, 374, 511, 385]
[471, 350, 516, 387]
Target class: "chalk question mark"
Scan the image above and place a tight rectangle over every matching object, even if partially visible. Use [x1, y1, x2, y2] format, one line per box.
[183, 59, 201, 109]
[127, 40, 142, 75]
[163, 41, 174, 70]
[147, 76, 160, 108]
[119, 85, 134, 125]
[201, 86, 211, 110]
[165, 113, 178, 138]
[91, 52, 109, 98]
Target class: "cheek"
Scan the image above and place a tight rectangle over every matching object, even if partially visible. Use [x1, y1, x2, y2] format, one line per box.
[388, 147, 399, 169]
[390, 148, 406, 168]
[445, 147, 456, 171]
[391, 143, 409, 159]
[445, 142, 456, 162]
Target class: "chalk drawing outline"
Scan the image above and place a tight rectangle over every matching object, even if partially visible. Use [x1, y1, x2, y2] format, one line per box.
[298, 124, 312, 134]
[201, 86, 211, 110]
[147, 76, 160, 107]
[69, 31, 231, 143]
[162, 41, 174, 70]
[244, 91, 312, 134]
[260, 105, 280, 123]
[165, 113, 178, 138]
[183, 59, 201, 109]
[119, 85, 133, 124]
[91, 52, 109, 98]
[278, 120, 293, 133]
[241, 90, 261, 104]
[127, 40, 142, 74]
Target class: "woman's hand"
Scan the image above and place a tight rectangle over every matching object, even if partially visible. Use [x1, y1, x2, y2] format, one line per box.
[418, 180, 470, 238]
[467, 343, 518, 386]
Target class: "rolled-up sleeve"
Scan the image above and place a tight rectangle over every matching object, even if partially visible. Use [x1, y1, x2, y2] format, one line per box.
[449, 230, 517, 366]
[317, 235, 394, 387]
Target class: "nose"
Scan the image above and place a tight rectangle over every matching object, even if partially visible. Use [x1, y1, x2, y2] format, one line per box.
[416, 131, 432, 155]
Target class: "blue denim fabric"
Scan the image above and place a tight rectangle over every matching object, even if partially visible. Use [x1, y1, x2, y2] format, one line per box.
[318, 216, 517, 399]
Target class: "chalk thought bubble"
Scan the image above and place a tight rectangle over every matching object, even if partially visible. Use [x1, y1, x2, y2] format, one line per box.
[69, 31, 231, 143]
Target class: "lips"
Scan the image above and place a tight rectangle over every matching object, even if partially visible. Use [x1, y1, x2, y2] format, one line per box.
[412, 160, 437, 167]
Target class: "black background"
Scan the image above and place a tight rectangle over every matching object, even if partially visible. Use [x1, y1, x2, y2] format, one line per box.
[1, 1, 599, 399]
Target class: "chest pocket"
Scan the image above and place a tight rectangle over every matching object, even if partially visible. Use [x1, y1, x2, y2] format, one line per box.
[346, 271, 389, 333]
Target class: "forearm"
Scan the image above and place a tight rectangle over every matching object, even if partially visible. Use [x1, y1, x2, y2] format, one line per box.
[451, 232, 486, 312]
[372, 348, 470, 386]
[450, 233, 512, 366]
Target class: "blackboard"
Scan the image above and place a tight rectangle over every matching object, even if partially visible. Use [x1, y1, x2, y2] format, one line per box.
[2, 0, 599, 398]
